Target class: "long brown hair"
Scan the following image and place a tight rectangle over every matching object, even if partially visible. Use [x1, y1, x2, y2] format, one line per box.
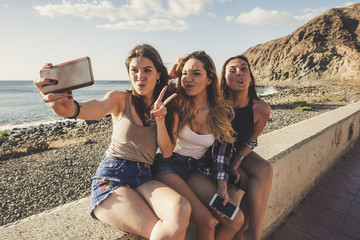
[176, 51, 235, 143]
[125, 44, 177, 143]
[220, 55, 259, 100]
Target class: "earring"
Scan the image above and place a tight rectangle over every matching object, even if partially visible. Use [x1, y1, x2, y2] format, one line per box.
[156, 78, 160, 84]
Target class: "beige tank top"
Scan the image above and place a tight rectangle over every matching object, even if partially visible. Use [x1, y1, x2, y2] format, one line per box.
[105, 92, 157, 164]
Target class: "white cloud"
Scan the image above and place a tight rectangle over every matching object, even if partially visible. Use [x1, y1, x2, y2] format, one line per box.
[166, 0, 212, 18]
[206, 12, 217, 17]
[225, 16, 234, 22]
[96, 18, 189, 31]
[343, 2, 355, 7]
[34, 0, 118, 21]
[229, 3, 357, 26]
[303, 7, 327, 16]
[216, 0, 232, 3]
[117, 0, 163, 20]
[228, 7, 316, 26]
[33, 0, 227, 31]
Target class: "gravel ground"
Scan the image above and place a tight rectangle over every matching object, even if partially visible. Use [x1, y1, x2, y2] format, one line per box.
[1, 85, 359, 226]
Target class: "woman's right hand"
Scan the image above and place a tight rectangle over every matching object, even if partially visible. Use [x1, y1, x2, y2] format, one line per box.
[230, 161, 241, 184]
[168, 57, 185, 79]
[34, 63, 77, 118]
[211, 180, 229, 218]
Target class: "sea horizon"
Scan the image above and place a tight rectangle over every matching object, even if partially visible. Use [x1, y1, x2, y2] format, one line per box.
[0, 80, 280, 131]
[0, 80, 132, 131]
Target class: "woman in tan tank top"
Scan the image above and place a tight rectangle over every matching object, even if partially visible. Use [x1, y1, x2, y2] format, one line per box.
[34, 44, 191, 239]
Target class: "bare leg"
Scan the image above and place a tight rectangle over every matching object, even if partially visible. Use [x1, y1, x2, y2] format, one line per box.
[188, 174, 244, 240]
[155, 173, 216, 240]
[234, 152, 273, 240]
[93, 180, 191, 239]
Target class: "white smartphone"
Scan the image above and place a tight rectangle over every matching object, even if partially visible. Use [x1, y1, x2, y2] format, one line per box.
[209, 193, 239, 220]
[40, 57, 94, 94]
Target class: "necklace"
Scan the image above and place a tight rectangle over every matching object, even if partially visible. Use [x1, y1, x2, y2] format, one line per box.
[144, 113, 154, 122]
[194, 102, 208, 114]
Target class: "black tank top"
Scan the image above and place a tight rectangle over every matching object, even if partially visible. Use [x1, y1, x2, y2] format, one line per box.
[232, 97, 254, 149]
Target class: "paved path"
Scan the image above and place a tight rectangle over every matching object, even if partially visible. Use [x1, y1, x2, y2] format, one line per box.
[268, 139, 360, 240]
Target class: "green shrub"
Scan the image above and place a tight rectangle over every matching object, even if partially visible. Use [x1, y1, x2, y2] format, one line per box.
[316, 96, 345, 102]
[331, 96, 345, 101]
[292, 100, 308, 106]
[295, 106, 312, 111]
[0, 130, 7, 139]
[289, 100, 312, 111]
[278, 101, 290, 105]
[317, 97, 328, 103]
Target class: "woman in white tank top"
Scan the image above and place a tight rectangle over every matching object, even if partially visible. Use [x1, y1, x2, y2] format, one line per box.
[152, 51, 244, 240]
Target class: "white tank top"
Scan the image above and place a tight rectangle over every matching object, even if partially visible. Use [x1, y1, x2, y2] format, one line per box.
[173, 125, 215, 159]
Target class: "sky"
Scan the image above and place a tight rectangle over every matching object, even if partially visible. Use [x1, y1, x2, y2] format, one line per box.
[0, 0, 356, 81]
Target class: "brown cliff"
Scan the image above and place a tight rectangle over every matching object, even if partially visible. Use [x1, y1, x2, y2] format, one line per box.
[243, 3, 360, 86]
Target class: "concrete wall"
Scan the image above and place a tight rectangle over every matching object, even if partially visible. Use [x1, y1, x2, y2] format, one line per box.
[1, 101, 360, 240]
[256, 101, 360, 238]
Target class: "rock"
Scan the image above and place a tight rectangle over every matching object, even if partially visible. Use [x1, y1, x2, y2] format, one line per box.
[243, 3, 360, 87]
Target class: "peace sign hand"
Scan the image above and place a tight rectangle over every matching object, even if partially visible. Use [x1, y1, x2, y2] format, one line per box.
[151, 86, 177, 121]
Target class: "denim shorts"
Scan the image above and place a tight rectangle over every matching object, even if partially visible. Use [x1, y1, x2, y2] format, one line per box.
[151, 152, 202, 181]
[90, 157, 152, 219]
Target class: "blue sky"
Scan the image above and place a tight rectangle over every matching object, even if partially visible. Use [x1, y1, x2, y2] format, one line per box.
[0, 0, 355, 80]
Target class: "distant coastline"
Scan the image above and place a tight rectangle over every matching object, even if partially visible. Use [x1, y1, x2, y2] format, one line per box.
[0, 81, 280, 131]
[0, 80, 132, 131]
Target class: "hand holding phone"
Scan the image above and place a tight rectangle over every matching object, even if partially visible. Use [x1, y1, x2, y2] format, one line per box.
[209, 193, 239, 220]
[40, 57, 94, 94]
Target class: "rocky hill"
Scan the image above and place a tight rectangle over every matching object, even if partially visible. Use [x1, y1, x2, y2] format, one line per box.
[243, 3, 360, 86]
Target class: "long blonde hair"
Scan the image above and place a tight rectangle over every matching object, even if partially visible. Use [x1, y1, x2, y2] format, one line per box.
[176, 51, 235, 143]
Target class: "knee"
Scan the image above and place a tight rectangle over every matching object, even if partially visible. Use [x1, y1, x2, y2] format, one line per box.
[198, 214, 216, 236]
[170, 196, 192, 230]
[261, 161, 273, 182]
[230, 210, 245, 232]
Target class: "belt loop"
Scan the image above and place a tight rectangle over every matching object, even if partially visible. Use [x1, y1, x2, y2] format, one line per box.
[136, 161, 150, 169]
[187, 157, 192, 165]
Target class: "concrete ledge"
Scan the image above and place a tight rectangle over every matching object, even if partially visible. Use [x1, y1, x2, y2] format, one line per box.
[2, 102, 360, 240]
[0, 197, 134, 240]
[257, 101, 360, 238]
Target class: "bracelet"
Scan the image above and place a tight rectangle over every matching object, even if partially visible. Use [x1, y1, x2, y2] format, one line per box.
[237, 154, 244, 163]
[66, 100, 80, 119]
[243, 140, 258, 150]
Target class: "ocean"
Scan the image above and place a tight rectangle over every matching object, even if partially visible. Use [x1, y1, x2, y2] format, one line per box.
[0, 81, 279, 131]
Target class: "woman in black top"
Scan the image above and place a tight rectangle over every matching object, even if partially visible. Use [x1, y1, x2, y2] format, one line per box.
[216, 55, 273, 240]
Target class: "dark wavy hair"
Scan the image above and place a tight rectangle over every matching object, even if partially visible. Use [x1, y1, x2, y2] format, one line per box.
[220, 55, 259, 100]
[125, 44, 177, 143]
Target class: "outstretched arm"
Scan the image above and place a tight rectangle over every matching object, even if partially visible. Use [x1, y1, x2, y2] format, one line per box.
[34, 64, 124, 120]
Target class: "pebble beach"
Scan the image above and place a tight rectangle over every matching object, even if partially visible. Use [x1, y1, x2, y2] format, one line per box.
[1, 85, 359, 226]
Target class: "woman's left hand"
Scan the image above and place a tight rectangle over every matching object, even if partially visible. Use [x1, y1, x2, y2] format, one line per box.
[151, 86, 177, 121]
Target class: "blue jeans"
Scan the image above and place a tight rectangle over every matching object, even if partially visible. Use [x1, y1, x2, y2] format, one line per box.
[151, 152, 202, 181]
[90, 157, 151, 219]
